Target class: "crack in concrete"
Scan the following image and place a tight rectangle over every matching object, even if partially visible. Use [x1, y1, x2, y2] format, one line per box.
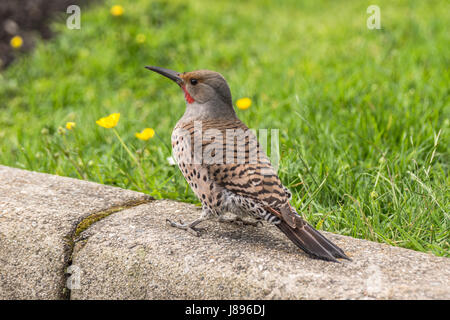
[61, 196, 154, 299]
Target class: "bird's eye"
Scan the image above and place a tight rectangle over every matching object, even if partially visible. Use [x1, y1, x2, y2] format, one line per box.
[190, 79, 198, 85]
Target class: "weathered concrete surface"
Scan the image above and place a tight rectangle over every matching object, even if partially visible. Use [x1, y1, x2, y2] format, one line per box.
[71, 200, 450, 300]
[0, 165, 151, 299]
[0, 166, 448, 300]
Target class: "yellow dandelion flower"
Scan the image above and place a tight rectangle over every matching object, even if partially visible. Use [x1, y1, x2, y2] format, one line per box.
[236, 97, 252, 110]
[66, 122, 76, 130]
[135, 128, 155, 141]
[96, 113, 120, 128]
[136, 34, 146, 44]
[110, 5, 124, 16]
[10, 35, 23, 49]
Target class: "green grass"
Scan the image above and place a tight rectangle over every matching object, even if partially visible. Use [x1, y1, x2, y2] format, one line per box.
[0, 0, 448, 256]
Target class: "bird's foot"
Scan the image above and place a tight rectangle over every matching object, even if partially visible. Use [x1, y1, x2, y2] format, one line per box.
[166, 218, 205, 237]
[218, 216, 263, 227]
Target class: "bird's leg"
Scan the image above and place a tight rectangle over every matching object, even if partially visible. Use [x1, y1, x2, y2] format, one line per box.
[166, 218, 206, 236]
[166, 208, 212, 236]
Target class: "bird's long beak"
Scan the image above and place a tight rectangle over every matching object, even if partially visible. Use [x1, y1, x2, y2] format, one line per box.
[145, 66, 183, 85]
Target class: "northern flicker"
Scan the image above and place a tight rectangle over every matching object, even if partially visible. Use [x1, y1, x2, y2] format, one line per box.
[145, 66, 350, 262]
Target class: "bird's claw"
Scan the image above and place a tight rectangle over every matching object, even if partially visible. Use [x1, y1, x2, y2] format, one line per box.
[166, 218, 204, 237]
[242, 219, 263, 227]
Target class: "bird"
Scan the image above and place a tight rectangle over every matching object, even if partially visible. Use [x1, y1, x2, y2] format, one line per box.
[145, 66, 350, 262]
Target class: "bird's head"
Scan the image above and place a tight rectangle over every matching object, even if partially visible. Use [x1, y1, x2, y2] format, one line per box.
[145, 66, 236, 119]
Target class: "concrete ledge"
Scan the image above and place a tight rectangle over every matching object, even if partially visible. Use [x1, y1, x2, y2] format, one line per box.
[0, 166, 151, 299]
[0, 166, 449, 299]
[70, 200, 450, 300]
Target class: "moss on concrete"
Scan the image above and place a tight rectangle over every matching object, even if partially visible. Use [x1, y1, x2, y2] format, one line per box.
[74, 198, 152, 239]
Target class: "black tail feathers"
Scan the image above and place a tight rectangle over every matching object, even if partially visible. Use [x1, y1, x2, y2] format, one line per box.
[276, 220, 351, 262]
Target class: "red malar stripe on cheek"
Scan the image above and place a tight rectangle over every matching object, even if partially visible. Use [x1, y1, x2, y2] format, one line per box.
[181, 86, 195, 104]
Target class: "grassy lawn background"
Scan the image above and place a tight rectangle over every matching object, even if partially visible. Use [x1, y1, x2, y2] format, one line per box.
[0, 0, 448, 256]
